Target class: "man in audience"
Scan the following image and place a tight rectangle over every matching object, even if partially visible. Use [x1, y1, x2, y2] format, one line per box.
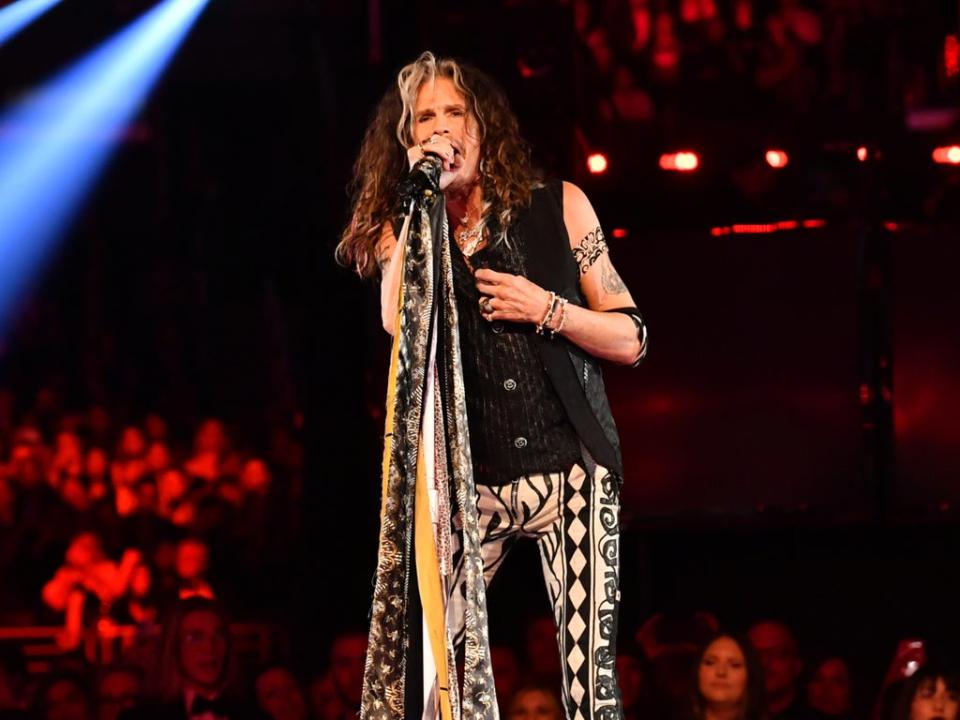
[748, 619, 824, 720]
[119, 597, 264, 720]
[327, 631, 366, 714]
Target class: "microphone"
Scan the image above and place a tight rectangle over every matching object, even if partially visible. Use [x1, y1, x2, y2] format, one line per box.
[396, 155, 443, 215]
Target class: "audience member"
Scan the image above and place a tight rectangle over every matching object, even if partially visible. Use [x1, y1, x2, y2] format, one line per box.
[889, 664, 960, 720]
[174, 539, 214, 600]
[806, 655, 853, 719]
[690, 632, 766, 720]
[326, 632, 366, 715]
[41, 534, 141, 649]
[748, 620, 820, 720]
[506, 684, 563, 720]
[637, 612, 719, 716]
[253, 666, 306, 720]
[38, 672, 95, 720]
[184, 420, 239, 485]
[617, 643, 649, 720]
[96, 666, 143, 720]
[119, 597, 263, 720]
[111, 428, 148, 517]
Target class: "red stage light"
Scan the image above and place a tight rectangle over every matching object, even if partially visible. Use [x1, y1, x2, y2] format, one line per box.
[611, 227, 628, 239]
[765, 149, 789, 168]
[587, 152, 608, 174]
[932, 145, 960, 164]
[711, 219, 827, 236]
[660, 151, 698, 172]
[946, 34, 959, 79]
[857, 146, 868, 162]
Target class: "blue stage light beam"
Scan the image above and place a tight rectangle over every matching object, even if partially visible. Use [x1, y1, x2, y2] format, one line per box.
[0, 0, 62, 47]
[0, 0, 210, 333]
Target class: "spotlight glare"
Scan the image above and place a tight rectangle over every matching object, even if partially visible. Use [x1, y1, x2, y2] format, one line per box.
[932, 145, 960, 164]
[0, 0, 210, 333]
[857, 146, 868, 162]
[765, 149, 788, 168]
[587, 152, 608, 174]
[0, 0, 61, 47]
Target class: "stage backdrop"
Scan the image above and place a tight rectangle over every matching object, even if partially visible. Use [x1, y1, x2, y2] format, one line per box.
[603, 226, 866, 524]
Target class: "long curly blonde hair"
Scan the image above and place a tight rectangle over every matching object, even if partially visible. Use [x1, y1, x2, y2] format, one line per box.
[336, 52, 540, 279]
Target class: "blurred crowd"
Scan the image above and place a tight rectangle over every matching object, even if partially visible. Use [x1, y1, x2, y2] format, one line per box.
[0, 596, 954, 720]
[566, 0, 948, 133]
[0, 388, 954, 720]
[0, 386, 303, 643]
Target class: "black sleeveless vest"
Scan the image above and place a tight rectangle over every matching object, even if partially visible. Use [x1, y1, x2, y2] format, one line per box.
[453, 180, 624, 482]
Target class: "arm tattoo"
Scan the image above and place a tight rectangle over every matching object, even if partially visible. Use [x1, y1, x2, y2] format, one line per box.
[573, 226, 608, 275]
[600, 255, 628, 294]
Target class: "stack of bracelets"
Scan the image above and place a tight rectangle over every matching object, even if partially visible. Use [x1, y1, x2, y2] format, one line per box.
[536, 291, 568, 339]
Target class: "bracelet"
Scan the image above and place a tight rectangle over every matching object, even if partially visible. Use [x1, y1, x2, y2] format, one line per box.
[536, 292, 558, 335]
[548, 297, 568, 338]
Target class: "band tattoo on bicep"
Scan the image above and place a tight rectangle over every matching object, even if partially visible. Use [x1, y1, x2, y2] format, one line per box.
[573, 226, 608, 275]
[600, 255, 628, 294]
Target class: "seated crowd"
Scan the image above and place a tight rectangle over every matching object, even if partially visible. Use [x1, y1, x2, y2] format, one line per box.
[0, 390, 303, 636]
[0, 393, 954, 720]
[0, 597, 953, 720]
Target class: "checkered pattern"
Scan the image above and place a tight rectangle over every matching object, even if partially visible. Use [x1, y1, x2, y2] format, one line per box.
[446, 463, 623, 720]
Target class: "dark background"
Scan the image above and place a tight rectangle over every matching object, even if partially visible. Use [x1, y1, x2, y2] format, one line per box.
[2, 0, 960, 692]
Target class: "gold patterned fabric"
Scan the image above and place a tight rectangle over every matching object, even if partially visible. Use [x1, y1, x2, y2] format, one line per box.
[361, 194, 499, 720]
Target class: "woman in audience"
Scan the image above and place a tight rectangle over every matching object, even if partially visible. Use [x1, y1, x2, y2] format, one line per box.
[689, 632, 766, 720]
[889, 664, 959, 720]
[807, 654, 854, 718]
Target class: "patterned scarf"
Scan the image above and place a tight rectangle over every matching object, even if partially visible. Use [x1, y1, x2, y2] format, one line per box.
[360, 189, 498, 720]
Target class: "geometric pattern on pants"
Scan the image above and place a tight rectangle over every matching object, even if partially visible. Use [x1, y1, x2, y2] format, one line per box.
[447, 462, 623, 720]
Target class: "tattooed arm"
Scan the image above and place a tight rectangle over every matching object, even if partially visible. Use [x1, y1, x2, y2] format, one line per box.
[557, 181, 642, 363]
[474, 182, 643, 365]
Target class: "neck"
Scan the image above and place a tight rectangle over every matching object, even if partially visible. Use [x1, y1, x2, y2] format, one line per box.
[444, 182, 482, 227]
[705, 704, 742, 720]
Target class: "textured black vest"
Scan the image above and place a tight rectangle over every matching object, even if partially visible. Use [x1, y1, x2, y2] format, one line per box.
[517, 181, 624, 476]
[452, 213, 582, 486]
[455, 180, 623, 479]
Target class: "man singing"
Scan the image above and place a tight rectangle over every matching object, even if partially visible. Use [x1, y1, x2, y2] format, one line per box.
[337, 51, 647, 720]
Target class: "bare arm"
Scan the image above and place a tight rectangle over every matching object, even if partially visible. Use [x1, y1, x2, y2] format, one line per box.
[378, 219, 405, 336]
[474, 182, 644, 365]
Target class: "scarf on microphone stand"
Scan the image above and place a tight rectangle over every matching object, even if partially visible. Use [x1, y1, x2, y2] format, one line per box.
[360, 185, 499, 720]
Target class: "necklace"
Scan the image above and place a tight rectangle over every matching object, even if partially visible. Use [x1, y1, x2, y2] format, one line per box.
[456, 217, 486, 257]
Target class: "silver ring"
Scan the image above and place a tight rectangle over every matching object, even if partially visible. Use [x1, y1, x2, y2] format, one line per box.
[480, 297, 493, 314]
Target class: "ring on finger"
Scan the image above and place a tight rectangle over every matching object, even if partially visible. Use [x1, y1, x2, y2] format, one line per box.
[479, 296, 493, 314]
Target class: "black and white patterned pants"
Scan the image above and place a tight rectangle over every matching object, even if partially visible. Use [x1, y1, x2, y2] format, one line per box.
[448, 462, 623, 720]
